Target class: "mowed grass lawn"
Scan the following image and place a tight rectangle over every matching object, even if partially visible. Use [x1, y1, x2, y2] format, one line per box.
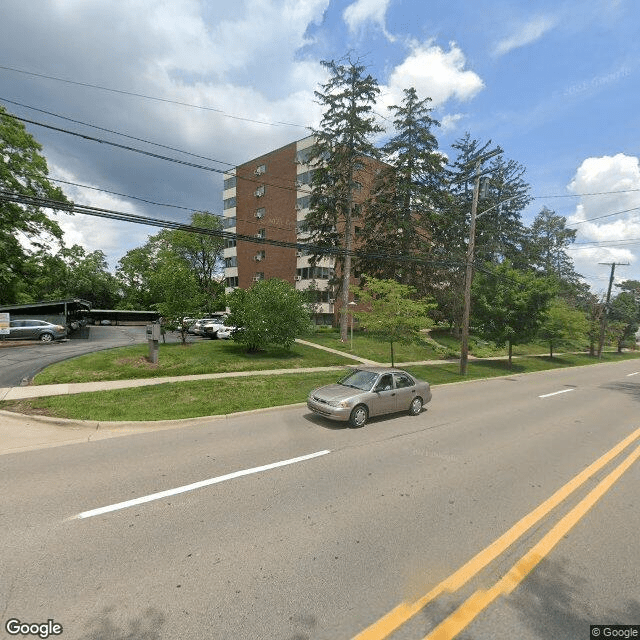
[33, 339, 356, 385]
[4, 351, 639, 421]
[301, 330, 453, 362]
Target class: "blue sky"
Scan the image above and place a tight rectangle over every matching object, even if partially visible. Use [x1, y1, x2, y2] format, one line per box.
[1, 0, 639, 293]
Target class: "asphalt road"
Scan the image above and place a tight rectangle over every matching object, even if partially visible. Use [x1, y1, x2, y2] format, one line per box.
[0, 326, 198, 387]
[1, 360, 639, 640]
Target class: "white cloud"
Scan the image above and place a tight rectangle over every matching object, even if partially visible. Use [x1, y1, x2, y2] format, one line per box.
[566, 154, 640, 292]
[383, 40, 484, 113]
[48, 165, 154, 269]
[1, 0, 334, 266]
[494, 15, 558, 57]
[441, 113, 465, 132]
[343, 0, 395, 41]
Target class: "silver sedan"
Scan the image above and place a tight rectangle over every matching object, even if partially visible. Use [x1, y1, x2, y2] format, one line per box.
[307, 366, 432, 427]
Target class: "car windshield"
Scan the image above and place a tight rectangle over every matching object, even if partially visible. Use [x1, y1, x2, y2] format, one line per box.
[338, 369, 378, 391]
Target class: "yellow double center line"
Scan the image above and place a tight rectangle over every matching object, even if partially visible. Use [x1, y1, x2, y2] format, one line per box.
[353, 427, 640, 640]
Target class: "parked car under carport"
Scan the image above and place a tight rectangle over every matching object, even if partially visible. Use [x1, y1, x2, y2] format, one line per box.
[4, 319, 67, 342]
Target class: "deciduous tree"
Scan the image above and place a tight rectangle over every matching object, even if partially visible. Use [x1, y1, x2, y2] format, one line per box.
[0, 104, 71, 304]
[537, 297, 589, 358]
[351, 276, 435, 366]
[472, 261, 556, 366]
[226, 278, 311, 352]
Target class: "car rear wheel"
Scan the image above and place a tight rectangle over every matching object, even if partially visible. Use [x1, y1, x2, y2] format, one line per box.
[349, 404, 368, 428]
[39, 333, 54, 343]
[409, 396, 423, 416]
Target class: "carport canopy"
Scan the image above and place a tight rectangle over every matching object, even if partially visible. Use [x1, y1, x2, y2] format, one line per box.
[0, 299, 91, 326]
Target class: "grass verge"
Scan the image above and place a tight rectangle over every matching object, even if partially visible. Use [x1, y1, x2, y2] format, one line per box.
[4, 351, 639, 422]
[33, 340, 356, 384]
[301, 330, 450, 362]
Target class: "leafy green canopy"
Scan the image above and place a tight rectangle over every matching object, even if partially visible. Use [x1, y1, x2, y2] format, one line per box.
[227, 278, 312, 352]
[116, 211, 224, 311]
[0, 105, 71, 304]
[472, 261, 557, 364]
[352, 276, 435, 366]
[537, 297, 589, 357]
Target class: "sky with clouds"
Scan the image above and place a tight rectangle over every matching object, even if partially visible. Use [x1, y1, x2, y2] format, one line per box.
[1, 0, 639, 294]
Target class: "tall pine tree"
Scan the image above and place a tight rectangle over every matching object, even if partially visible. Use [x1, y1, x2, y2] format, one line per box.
[305, 57, 382, 342]
[358, 87, 447, 293]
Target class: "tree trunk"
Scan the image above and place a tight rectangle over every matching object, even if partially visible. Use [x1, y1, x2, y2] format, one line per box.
[508, 341, 513, 367]
[390, 340, 395, 367]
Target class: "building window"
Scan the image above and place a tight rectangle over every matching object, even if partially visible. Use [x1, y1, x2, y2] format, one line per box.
[225, 276, 239, 288]
[295, 148, 313, 165]
[296, 195, 310, 210]
[255, 228, 266, 239]
[224, 256, 237, 268]
[254, 250, 266, 262]
[223, 216, 236, 229]
[296, 266, 334, 280]
[255, 207, 265, 219]
[223, 176, 237, 190]
[255, 163, 266, 176]
[223, 196, 236, 210]
[254, 185, 265, 198]
[252, 272, 264, 282]
[224, 238, 237, 249]
[296, 170, 315, 186]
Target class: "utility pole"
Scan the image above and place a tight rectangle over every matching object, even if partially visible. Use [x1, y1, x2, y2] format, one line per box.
[459, 146, 502, 375]
[597, 261, 629, 359]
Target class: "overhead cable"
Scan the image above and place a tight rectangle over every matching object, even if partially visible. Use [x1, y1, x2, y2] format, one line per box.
[0, 64, 307, 129]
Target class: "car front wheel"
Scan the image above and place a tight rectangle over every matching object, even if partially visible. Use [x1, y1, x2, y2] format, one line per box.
[409, 396, 423, 416]
[349, 404, 368, 428]
[39, 333, 54, 343]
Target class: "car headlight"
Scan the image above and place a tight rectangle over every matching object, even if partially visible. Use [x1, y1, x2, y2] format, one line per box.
[326, 399, 350, 408]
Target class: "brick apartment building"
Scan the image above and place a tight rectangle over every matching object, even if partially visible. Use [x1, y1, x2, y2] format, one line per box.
[223, 135, 383, 326]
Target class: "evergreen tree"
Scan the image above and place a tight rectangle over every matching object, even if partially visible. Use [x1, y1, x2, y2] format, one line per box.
[526, 206, 581, 292]
[435, 134, 531, 332]
[305, 57, 382, 342]
[358, 87, 447, 293]
[473, 155, 530, 265]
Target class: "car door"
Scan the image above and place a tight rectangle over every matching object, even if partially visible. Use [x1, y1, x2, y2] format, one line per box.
[393, 372, 417, 410]
[9, 320, 26, 339]
[23, 320, 43, 339]
[370, 373, 397, 416]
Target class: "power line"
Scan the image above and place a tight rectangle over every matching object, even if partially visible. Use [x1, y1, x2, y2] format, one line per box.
[5, 102, 640, 218]
[0, 189, 463, 269]
[0, 110, 313, 199]
[7, 99, 640, 204]
[567, 205, 640, 226]
[0, 189, 571, 290]
[1, 97, 236, 167]
[0, 64, 308, 129]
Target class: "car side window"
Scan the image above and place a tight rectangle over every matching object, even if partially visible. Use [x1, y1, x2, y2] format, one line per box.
[394, 373, 414, 388]
[375, 374, 393, 392]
